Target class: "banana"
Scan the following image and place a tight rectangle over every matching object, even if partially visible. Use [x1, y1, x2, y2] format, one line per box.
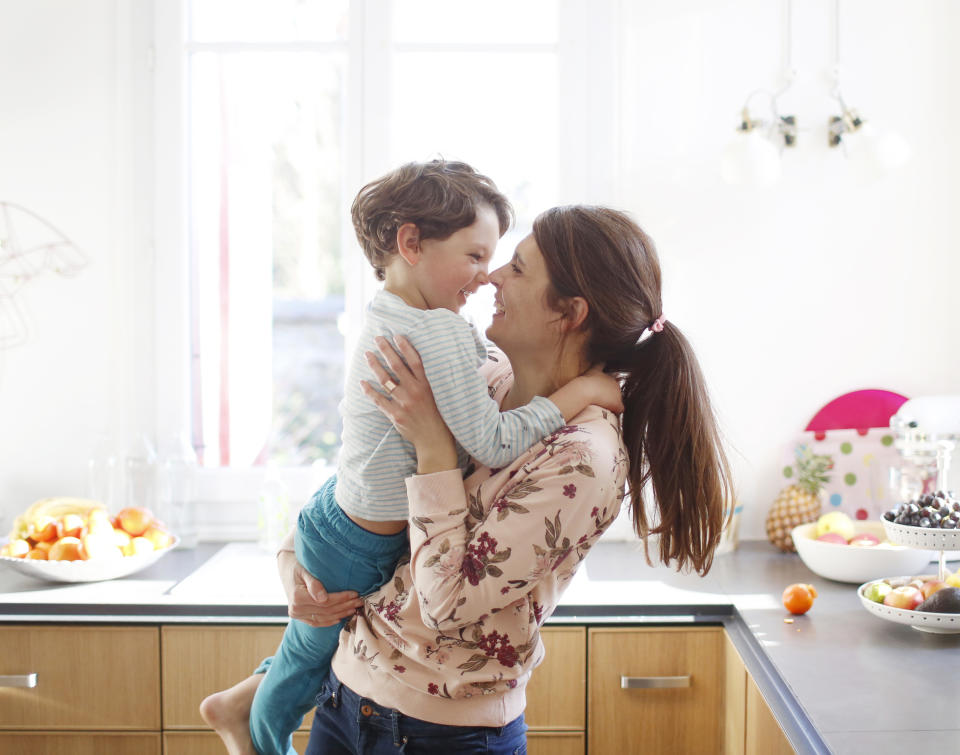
[9, 497, 107, 541]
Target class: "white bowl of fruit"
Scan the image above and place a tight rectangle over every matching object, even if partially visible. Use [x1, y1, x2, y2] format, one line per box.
[792, 512, 933, 584]
[859, 572, 960, 634]
[0, 497, 177, 583]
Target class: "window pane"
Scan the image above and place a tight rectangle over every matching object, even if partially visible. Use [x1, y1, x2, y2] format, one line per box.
[190, 51, 345, 467]
[190, 0, 350, 43]
[390, 50, 559, 331]
[393, 0, 558, 44]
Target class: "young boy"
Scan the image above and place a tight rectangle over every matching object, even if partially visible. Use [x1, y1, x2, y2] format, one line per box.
[201, 160, 616, 755]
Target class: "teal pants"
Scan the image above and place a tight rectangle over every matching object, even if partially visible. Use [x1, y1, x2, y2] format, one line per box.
[248, 475, 409, 755]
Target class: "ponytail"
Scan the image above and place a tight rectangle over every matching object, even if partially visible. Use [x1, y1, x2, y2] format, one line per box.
[613, 323, 732, 576]
[532, 205, 732, 577]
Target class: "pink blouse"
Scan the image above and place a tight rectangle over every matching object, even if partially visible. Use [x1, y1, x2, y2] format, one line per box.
[330, 351, 628, 726]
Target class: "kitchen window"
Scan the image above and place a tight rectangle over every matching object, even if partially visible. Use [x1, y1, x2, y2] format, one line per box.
[153, 0, 617, 525]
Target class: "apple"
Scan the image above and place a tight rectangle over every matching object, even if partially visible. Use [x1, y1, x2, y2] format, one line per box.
[816, 511, 856, 541]
[848, 533, 881, 547]
[920, 580, 948, 600]
[883, 585, 923, 610]
[863, 581, 892, 604]
[816, 532, 848, 545]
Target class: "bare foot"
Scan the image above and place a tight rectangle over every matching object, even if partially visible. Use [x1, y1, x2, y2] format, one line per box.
[199, 673, 263, 755]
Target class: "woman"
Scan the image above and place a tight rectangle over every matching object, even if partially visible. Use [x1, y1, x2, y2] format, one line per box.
[205, 205, 731, 754]
[300, 205, 731, 753]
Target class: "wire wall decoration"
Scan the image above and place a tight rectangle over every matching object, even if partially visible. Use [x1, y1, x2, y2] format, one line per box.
[0, 201, 89, 348]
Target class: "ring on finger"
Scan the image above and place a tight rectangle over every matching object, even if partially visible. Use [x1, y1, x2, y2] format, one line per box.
[384, 378, 398, 394]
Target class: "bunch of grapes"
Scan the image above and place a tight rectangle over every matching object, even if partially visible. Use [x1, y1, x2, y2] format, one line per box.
[884, 490, 960, 529]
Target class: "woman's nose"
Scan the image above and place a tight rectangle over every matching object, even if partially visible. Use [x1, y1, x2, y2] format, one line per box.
[488, 264, 505, 287]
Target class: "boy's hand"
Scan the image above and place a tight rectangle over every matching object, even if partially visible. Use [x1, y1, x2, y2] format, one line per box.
[579, 364, 624, 414]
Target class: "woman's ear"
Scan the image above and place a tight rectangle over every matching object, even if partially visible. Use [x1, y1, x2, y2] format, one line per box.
[396, 223, 421, 266]
[563, 296, 590, 331]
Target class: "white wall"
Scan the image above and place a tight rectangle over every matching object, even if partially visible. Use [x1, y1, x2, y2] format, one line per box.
[616, 0, 960, 538]
[0, 0, 155, 535]
[1, 0, 958, 541]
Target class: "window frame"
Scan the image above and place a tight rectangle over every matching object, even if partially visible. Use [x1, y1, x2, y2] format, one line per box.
[151, 0, 618, 536]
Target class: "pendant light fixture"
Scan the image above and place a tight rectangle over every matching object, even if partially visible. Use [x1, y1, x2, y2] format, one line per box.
[720, 0, 797, 187]
[826, 0, 911, 180]
[722, 0, 910, 186]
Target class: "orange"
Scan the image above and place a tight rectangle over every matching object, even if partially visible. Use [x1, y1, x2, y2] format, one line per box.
[128, 536, 155, 556]
[26, 548, 48, 560]
[111, 528, 132, 551]
[5, 539, 32, 558]
[48, 536, 86, 561]
[31, 516, 61, 542]
[83, 532, 122, 560]
[143, 524, 174, 551]
[782, 583, 817, 615]
[60, 513, 86, 539]
[86, 508, 114, 536]
[117, 507, 154, 537]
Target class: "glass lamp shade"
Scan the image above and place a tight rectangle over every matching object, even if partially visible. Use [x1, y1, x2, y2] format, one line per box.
[720, 129, 782, 187]
[843, 122, 912, 181]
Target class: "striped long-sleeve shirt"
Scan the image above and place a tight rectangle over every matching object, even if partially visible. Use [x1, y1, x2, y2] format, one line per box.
[335, 290, 564, 520]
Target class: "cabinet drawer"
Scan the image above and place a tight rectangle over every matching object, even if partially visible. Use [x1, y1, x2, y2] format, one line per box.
[527, 731, 584, 755]
[525, 626, 585, 730]
[161, 625, 313, 731]
[0, 731, 161, 754]
[164, 730, 311, 754]
[0, 625, 160, 730]
[588, 627, 724, 755]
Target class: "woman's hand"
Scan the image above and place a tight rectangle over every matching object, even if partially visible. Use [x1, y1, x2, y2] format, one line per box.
[360, 335, 458, 474]
[277, 550, 363, 627]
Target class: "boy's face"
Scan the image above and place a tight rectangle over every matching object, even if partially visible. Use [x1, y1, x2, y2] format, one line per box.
[414, 204, 500, 312]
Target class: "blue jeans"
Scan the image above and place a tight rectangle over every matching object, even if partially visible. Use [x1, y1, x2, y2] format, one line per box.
[249, 476, 409, 755]
[305, 668, 528, 755]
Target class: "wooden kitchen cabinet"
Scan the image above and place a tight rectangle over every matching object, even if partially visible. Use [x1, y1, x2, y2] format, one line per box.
[745, 674, 794, 755]
[0, 732, 161, 754]
[0, 620, 796, 754]
[525, 626, 586, 754]
[163, 730, 311, 754]
[725, 632, 794, 755]
[0, 625, 160, 730]
[588, 627, 725, 755]
[161, 625, 313, 732]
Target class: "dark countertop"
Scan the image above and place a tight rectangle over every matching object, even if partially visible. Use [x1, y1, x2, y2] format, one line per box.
[1, 541, 958, 754]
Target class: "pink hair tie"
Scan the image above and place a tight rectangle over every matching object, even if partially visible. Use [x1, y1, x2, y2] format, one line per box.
[635, 315, 667, 345]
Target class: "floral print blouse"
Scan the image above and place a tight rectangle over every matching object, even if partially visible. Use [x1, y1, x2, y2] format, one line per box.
[330, 351, 628, 727]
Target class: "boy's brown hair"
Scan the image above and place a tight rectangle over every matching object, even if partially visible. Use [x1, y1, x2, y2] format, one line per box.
[351, 159, 514, 281]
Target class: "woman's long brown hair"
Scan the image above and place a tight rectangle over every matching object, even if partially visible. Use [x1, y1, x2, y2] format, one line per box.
[533, 206, 732, 576]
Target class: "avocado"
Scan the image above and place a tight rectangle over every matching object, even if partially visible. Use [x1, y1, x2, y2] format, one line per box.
[917, 586, 960, 613]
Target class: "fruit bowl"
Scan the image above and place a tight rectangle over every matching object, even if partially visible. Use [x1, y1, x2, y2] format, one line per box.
[792, 521, 932, 583]
[881, 519, 960, 551]
[0, 536, 179, 583]
[858, 577, 960, 634]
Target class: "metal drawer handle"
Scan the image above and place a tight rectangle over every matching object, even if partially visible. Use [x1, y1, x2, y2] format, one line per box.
[0, 674, 38, 688]
[621, 675, 690, 689]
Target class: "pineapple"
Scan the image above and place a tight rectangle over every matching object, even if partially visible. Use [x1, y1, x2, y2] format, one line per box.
[766, 445, 832, 552]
